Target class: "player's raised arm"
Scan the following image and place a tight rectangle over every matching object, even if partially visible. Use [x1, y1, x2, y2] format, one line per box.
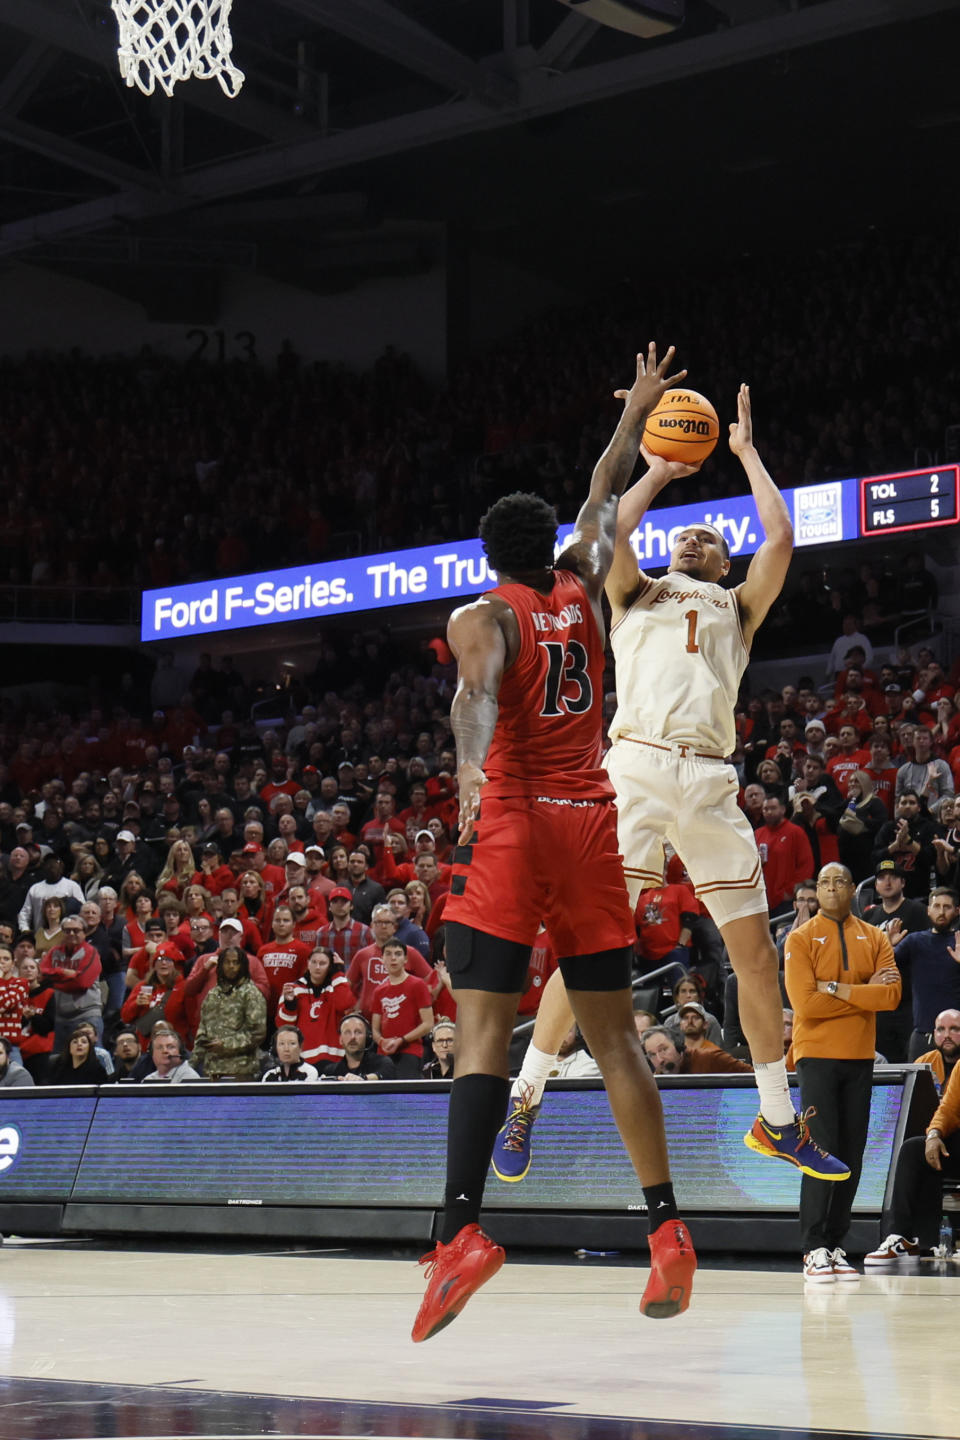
[605, 446, 702, 622]
[557, 343, 685, 600]
[729, 384, 793, 648]
[446, 598, 510, 843]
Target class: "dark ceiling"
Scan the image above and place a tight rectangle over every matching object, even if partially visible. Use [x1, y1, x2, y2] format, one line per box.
[0, 0, 957, 300]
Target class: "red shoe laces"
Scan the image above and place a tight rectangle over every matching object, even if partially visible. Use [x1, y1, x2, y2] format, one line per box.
[418, 1245, 441, 1279]
[502, 1107, 535, 1152]
[796, 1106, 830, 1158]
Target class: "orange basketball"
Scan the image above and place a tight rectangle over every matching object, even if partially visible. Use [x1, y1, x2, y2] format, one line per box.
[643, 388, 720, 465]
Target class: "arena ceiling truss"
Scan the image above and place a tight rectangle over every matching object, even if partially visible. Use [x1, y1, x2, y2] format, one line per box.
[0, 0, 954, 290]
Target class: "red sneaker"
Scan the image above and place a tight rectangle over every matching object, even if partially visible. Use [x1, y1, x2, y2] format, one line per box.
[411, 1223, 505, 1343]
[640, 1219, 697, 1319]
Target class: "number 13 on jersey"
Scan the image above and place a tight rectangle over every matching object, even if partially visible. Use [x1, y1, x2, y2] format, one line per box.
[538, 640, 593, 716]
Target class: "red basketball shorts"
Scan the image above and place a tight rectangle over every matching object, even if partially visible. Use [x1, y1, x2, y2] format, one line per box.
[444, 794, 636, 958]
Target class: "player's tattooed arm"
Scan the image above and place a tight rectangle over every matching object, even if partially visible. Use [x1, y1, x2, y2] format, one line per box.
[447, 598, 510, 843]
[729, 384, 793, 648]
[559, 343, 685, 601]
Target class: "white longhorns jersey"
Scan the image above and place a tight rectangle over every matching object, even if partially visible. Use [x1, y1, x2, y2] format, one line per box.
[608, 571, 747, 756]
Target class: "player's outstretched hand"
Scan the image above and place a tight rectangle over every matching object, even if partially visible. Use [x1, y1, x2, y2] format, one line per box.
[457, 761, 487, 844]
[639, 441, 702, 481]
[614, 342, 686, 426]
[728, 382, 755, 457]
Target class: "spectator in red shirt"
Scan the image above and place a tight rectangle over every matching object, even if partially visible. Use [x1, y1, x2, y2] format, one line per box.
[125, 915, 178, 989]
[237, 868, 272, 940]
[276, 947, 354, 1069]
[347, 905, 437, 1018]
[218, 886, 262, 953]
[16, 953, 54, 1081]
[286, 884, 325, 947]
[317, 887, 372, 967]
[0, 943, 28, 1061]
[426, 816, 454, 863]
[304, 844, 336, 906]
[360, 793, 406, 857]
[516, 924, 558, 1018]
[331, 803, 358, 853]
[120, 950, 185, 1049]
[277, 847, 309, 892]
[370, 939, 434, 1079]
[635, 877, 699, 969]
[156, 838, 197, 899]
[243, 844, 286, 905]
[414, 851, 450, 905]
[764, 717, 807, 765]
[191, 843, 235, 897]
[826, 724, 872, 797]
[864, 734, 900, 817]
[397, 782, 435, 842]
[258, 905, 314, 1008]
[754, 794, 815, 917]
[259, 753, 300, 808]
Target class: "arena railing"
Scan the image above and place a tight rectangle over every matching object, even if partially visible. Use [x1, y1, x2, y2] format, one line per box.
[510, 958, 689, 1039]
[0, 585, 138, 624]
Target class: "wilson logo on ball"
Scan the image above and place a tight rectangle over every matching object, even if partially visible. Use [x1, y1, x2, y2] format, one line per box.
[644, 388, 720, 465]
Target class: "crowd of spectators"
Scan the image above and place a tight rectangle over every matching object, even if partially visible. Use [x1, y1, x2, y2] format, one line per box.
[1, 610, 959, 1086]
[1, 228, 958, 592]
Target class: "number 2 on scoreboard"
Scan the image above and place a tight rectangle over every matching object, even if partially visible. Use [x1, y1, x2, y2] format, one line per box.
[684, 609, 700, 654]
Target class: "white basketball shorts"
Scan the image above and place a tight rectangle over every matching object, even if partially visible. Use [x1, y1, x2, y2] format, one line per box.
[605, 735, 768, 928]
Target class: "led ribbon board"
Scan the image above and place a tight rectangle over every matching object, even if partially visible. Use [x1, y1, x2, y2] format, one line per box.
[141, 466, 956, 642]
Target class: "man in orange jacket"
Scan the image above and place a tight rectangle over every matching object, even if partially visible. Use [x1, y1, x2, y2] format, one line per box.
[785, 861, 901, 1284]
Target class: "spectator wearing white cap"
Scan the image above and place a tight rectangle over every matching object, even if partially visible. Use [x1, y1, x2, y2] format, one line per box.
[303, 844, 336, 906]
[101, 829, 152, 892]
[804, 719, 827, 762]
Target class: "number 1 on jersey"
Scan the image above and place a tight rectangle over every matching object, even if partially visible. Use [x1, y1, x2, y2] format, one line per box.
[684, 609, 700, 654]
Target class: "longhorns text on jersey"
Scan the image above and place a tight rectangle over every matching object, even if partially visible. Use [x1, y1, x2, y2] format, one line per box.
[608, 571, 748, 757]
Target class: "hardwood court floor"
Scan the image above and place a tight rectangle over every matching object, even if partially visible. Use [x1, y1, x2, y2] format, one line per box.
[0, 1238, 955, 1440]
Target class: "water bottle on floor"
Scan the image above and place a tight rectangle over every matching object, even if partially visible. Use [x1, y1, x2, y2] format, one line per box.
[935, 1215, 954, 1258]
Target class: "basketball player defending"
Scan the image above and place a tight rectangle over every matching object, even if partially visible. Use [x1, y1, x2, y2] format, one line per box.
[412, 344, 697, 1343]
[493, 385, 850, 1187]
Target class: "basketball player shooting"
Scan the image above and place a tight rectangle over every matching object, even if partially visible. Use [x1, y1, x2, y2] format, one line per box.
[411, 344, 698, 1344]
[493, 384, 851, 1189]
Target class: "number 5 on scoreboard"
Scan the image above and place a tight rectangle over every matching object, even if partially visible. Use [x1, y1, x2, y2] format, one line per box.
[684, 609, 700, 654]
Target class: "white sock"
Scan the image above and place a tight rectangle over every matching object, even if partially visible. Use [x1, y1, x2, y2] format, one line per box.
[753, 1057, 795, 1126]
[511, 1043, 558, 1108]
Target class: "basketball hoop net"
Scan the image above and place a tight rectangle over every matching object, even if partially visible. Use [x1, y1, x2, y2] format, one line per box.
[110, 0, 245, 99]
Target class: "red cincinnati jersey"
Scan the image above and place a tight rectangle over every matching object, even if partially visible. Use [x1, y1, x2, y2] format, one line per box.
[482, 570, 613, 800]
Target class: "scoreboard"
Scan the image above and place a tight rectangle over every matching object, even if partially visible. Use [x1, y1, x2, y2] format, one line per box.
[860, 465, 959, 537]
